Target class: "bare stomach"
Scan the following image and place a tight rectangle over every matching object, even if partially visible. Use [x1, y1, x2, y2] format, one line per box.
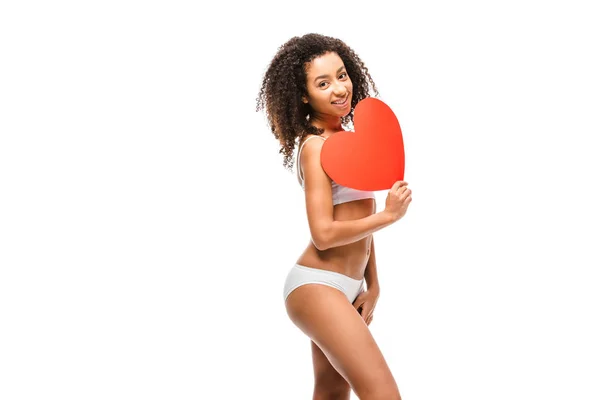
[295, 198, 376, 280]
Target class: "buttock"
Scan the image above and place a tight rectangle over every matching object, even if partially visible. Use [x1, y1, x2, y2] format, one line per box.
[283, 263, 365, 304]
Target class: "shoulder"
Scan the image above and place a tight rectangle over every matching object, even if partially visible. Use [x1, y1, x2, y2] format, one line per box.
[299, 134, 326, 151]
[299, 135, 331, 184]
[298, 135, 325, 162]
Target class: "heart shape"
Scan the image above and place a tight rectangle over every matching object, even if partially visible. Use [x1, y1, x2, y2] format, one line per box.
[321, 97, 405, 191]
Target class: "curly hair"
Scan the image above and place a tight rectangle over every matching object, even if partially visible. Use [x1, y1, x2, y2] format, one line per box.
[256, 33, 379, 171]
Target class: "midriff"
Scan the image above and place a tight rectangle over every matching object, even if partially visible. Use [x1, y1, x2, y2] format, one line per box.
[295, 197, 375, 280]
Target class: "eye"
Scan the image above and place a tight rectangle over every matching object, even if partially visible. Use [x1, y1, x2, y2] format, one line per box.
[339, 72, 347, 79]
[319, 81, 328, 88]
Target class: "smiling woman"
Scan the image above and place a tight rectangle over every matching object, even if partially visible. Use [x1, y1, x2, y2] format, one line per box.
[305, 60, 352, 111]
[255, 33, 412, 400]
[256, 33, 380, 171]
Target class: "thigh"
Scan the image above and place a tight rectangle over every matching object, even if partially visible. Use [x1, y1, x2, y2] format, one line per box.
[311, 339, 350, 393]
[285, 283, 400, 399]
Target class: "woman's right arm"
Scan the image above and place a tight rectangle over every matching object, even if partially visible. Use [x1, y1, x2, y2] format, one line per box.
[300, 138, 409, 251]
[323, 212, 396, 250]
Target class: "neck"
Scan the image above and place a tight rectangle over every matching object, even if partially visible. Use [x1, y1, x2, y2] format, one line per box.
[308, 113, 344, 134]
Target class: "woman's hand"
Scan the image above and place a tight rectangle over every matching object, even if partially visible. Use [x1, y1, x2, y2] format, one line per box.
[384, 180, 412, 222]
[353, 287, 380, 326]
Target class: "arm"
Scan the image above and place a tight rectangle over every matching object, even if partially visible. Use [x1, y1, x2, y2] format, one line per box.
[364, 237, 380, 292]
[300, 138, 395, 251]
[323, 213, 394, 250]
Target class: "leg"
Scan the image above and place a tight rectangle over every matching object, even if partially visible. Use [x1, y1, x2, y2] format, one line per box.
[285, 284, 401, 400]
[311, 340, 351, 400]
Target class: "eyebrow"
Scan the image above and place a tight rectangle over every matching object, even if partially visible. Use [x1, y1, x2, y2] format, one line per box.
[314, 66, 346, 83]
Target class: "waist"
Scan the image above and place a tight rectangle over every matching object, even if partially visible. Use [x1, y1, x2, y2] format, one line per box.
[296, 239, 371, 280]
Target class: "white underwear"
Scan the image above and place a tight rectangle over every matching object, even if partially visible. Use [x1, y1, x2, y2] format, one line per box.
[283, 263, 365, 303]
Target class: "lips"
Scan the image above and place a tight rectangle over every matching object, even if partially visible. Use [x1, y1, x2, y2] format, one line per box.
[332, 94, 349, 106]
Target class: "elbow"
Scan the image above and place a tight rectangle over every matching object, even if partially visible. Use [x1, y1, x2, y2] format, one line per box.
[312, 227, 332, 251]
[312, 238, 329, 251]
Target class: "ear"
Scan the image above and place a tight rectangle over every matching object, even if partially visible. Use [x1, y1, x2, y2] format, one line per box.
[302, 96, 308, 104]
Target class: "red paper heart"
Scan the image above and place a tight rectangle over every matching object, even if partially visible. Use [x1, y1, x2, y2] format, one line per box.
[321, 97, 405, 191]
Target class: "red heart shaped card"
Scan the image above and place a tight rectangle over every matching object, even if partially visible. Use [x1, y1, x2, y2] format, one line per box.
[321, 97, 405, 191]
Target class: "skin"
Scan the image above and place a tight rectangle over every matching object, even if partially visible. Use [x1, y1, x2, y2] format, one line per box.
[298, 51, 373, 281]
[285, 51, 409, 399]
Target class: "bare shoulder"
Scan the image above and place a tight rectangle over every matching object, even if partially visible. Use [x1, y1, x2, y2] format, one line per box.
[298, 135, 329, 184]
[299, 135, 334, 249]
[298, 134, 325, 151]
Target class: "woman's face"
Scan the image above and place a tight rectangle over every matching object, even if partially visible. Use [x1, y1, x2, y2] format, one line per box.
[302, 52, 353, 118]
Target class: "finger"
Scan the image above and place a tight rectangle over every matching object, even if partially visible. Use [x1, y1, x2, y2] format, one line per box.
[391, 180, 407, 191]
[396, 184, 409, 194]
[360, 307, 372, 320]
[354, 301, 364, 313]
[352, 297, 364, 311]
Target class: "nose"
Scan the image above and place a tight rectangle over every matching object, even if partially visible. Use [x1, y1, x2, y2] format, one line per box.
[332, 81, 347, 96]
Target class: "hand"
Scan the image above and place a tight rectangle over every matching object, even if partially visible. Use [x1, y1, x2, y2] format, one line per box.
[353, 287, 380, 326]
[384, 180, 412, 222]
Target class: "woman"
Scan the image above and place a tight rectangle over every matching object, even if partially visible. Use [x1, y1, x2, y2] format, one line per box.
[256, 33, 412, 400]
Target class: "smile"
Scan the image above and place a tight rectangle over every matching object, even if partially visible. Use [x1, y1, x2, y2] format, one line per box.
[332, 94, 349, 107]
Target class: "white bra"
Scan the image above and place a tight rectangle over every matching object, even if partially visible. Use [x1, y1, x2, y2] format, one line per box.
[296, 135, 376, 206]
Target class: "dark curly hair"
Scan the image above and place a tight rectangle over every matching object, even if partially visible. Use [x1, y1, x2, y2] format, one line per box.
[255, 33, 379, 171]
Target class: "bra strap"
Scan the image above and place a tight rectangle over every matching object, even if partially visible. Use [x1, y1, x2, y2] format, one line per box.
[296, 135, 327, 184]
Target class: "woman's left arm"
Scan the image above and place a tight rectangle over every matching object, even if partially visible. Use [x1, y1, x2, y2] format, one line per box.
[354, 237, 380, 325]
[364, 238, 380, 294]
[353, 200, 381, 326]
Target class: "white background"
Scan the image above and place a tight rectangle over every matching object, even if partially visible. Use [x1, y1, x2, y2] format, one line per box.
[1, 1, 599, 399]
